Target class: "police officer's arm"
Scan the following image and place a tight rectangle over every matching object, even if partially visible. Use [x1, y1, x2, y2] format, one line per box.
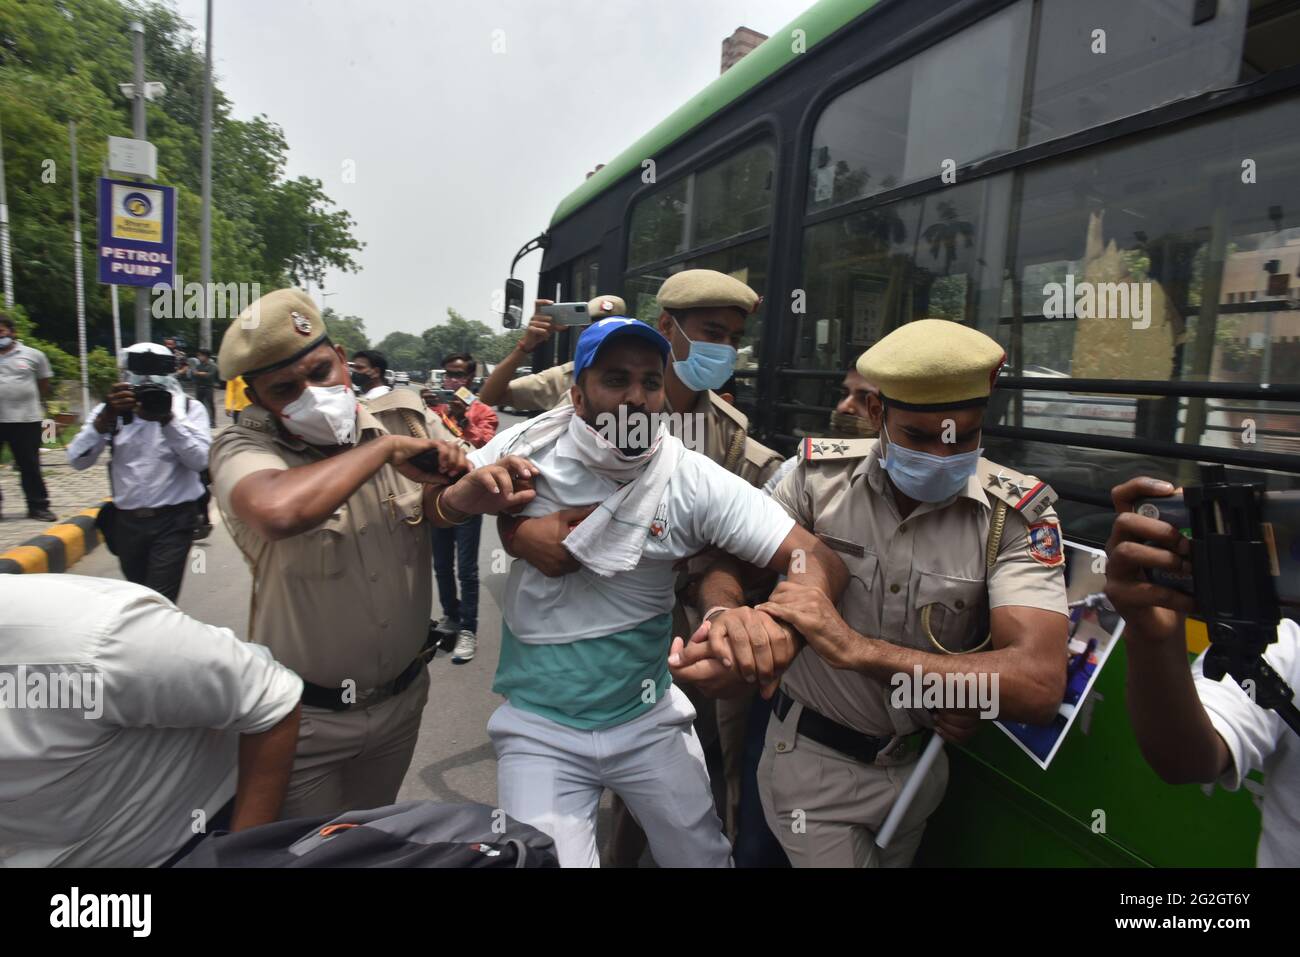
[1105, 477, 1231, 784]
[430, 456, 538, 527]
[478, 300, 554, 407]
[674, 525, 847, 698]
[761, 581, 1066, 725]
[227, 435, 468, 541]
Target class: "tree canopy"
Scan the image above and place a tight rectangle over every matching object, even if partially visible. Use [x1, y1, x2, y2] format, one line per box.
[0, 0, 363, 353]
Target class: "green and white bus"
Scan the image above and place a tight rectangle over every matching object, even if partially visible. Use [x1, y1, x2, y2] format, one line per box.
[510, 0, 1300, 865]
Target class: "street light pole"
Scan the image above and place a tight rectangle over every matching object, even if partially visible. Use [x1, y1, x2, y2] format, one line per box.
[305, 222, 315, 299]
[130, 19, 150, 343]
[70, 122, 90, 415]
[0, 113, 15, 309]
[199, 0, 213, 350]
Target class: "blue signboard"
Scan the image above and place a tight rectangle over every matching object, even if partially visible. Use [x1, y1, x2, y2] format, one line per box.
[97, 178, 177, 287]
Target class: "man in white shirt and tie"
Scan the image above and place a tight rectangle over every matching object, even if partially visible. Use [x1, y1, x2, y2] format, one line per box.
[66, 342, 211, 602]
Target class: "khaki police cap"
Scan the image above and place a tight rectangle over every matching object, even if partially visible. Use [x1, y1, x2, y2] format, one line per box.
[657, 269, 759, 314]
[856, 319, 1006, 411]
[587, 294, 626, 319]
[218, 288, 328, 381]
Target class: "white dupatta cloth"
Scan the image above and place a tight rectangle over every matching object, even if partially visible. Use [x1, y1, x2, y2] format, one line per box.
[502, 404, 683, 577]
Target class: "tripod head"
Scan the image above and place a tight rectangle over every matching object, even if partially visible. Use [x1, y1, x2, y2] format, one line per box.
[1187, 465, 1300, 738]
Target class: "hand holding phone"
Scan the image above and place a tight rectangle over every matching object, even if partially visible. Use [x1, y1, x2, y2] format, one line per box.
[539, 302, 591, 327]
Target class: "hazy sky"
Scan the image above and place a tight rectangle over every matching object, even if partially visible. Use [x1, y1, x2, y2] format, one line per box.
[170, 0, 811, 345]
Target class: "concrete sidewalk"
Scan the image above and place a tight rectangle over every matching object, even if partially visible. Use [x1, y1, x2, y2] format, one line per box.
[0, 449, 110, 553]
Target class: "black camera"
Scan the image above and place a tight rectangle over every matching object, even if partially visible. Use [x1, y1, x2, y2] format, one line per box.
[134, 381, 174, 417]
[122, 350, 178, 423]
[125, 350, 179, 377]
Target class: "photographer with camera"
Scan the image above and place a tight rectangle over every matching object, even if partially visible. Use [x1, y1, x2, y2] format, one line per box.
[66, 343, 212, 602]
[1105, 476, 1298, 867]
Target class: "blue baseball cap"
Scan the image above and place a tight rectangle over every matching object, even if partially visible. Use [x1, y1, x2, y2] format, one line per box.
[572, 317, 671, 378]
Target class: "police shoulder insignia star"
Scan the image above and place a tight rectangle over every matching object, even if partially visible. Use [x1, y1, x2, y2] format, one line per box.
[799, 437, 874, 462]
[980, 460, 1058, 520]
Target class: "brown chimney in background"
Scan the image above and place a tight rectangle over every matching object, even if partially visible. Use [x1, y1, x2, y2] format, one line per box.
[721, 26, 768, 74]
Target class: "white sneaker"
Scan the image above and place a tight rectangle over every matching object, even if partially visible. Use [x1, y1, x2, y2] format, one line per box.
[451, 630, 477, 664]
[434, 616, 460, 636]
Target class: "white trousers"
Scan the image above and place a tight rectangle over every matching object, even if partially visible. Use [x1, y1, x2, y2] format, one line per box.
[487, 683, 733, 868]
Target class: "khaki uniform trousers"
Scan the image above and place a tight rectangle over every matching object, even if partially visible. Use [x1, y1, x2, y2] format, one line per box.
[280, 666, 431, 819]
[757, 696, 948, 868]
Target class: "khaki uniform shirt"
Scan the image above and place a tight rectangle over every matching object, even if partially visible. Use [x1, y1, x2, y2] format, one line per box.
[771, 439, 1067, 738]
[506, 361, 574, 412]
[210, 397, 439, 690]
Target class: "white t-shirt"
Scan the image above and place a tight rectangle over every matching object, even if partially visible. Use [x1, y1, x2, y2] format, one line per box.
[1194, 617, 1300, 867]
[0, 575, 303, 867]
[0, 342, 52, 423]
[470, 417, 795, 642]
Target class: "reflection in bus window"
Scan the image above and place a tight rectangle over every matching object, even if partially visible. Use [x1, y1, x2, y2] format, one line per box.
[1025, 0, 1247, 146]
[627, 140, 774, 269]
[789, 95, 1300, 513]
[807, 2, 1029, 211]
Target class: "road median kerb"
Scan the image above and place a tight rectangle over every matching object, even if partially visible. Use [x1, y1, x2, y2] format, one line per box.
[0, 502, 107, 574]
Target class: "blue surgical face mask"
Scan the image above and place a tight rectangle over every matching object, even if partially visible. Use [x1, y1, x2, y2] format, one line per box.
[671, 317, 737, 392]
[880, 423, 981, 503]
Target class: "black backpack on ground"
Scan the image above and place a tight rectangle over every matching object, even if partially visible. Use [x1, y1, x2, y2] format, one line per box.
[175, 801, 559, 868]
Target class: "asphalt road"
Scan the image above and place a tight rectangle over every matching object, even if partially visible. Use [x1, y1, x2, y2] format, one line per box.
[69, 409, 622, 854]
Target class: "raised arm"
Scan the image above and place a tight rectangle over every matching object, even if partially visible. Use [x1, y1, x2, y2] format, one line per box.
[478, 300, 554, 407]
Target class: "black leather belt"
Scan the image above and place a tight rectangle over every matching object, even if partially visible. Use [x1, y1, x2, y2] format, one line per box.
[300, 633, 437, 712]
[773, 688, 917, 766]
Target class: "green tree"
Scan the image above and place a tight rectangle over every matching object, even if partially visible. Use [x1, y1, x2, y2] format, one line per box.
[374, 330, 424, 371]
[0, 0, 363, 356]
[323, 308, 370, 355]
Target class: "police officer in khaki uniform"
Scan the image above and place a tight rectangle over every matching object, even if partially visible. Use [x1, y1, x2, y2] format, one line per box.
[210, 288, 537, 819]
[693, 319, 1069, 867]
[477, 295, 627, 412]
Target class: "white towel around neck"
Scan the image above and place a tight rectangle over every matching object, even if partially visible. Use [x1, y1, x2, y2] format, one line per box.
[503, 404, 683, 577]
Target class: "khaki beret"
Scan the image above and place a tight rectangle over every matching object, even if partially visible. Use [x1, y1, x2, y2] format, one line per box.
[586, 294, 626, 320]
[657, 269, 759, 314]
[857, 319, 1006, 411]
[218, 288, 328, 380]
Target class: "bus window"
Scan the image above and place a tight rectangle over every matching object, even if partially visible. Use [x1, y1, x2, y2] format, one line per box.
[1026, 0, 1248, 147]
[625, 238, 770, 407]
[807, 1, 1030, 212]
[792, 177, 1010, 428]
[627, 140, 775, 270]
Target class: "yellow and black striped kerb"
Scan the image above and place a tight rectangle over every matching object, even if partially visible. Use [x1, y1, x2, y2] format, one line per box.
[0, 504, 106, 575]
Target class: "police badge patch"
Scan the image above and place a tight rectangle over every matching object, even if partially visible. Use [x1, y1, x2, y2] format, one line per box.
[290, 310, 312, 335]
[1027, 521, 1064, 566]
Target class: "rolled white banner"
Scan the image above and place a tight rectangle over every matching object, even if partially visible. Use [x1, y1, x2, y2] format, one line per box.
[875, 734, 944, 849]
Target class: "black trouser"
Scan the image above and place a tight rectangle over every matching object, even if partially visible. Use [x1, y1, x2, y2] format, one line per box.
[0, 420, 50, 512]
[114, 502, 197, 602]
[195, 389, 215, 427]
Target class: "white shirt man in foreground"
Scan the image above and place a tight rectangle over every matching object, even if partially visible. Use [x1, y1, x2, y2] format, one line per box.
[0, 575, 302, 867]
[1106, 476, 1298, 866]
[470, 317, 846, 867]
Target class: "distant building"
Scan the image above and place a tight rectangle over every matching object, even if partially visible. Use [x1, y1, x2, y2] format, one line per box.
[721, 26, 767, 74]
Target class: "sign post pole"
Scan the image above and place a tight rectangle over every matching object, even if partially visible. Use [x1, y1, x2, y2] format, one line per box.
[69, 122, 89, 416]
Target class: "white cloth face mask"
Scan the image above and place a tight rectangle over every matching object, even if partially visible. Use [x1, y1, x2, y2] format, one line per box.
[279, 384, 358, 446]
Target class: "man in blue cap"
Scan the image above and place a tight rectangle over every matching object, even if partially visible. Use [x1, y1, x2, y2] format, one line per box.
[467, 317, 846, 867]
